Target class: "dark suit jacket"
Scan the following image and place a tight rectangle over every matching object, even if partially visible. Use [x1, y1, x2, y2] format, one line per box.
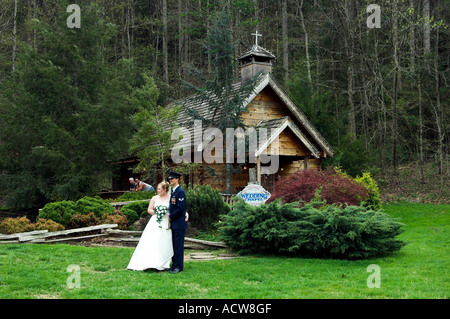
[169, 186, 187, 230]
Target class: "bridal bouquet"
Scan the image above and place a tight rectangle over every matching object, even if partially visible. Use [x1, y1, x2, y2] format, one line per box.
[154, 205, 169, 228]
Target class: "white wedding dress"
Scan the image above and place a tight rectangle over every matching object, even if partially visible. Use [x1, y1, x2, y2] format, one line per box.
[127, 200, 173, 271]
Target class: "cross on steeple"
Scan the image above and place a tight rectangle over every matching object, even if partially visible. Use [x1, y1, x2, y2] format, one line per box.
[238, 31, 275, 85]
[251, 30, 262, 46]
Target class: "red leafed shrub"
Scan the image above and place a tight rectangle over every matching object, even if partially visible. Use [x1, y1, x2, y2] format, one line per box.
[267, 168, 369, 206]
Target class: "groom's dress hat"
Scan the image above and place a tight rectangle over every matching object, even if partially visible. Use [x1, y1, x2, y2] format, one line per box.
[167, 171, 182, 180]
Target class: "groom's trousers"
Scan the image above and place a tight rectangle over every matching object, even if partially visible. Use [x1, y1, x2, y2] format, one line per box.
[172, 229, 185, 271]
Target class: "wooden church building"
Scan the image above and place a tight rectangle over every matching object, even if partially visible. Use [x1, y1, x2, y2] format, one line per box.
[112, 35, 333, 194]
[166, 36, 334, 194]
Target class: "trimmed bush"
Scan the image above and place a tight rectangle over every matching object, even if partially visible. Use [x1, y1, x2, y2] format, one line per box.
[219, 199, 406, 259]
[75, 196, 114, 217]
[68, 212, 101, 229]
[111, 191, 156, 202]
[0, 217, 35, 234]
[34, 219, 65, 232]
[267, 168, 369, 207]
[121, 201, 150, 225]
[0, 217, 64, 234]
[120, 207, 139, 226]
[38, 197, 113, 227]
[37, 200, 77, 227]
[102, 210, 128, 230]
[186, 185, 230, 231]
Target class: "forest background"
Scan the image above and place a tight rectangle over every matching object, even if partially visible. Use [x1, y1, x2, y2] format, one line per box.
[0, 0, 448, 210]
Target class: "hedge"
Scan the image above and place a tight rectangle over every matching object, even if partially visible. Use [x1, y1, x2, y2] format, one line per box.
[185, 185, 230, 231]
[38, 196, 114, 227]
[219, 199, 406, 259]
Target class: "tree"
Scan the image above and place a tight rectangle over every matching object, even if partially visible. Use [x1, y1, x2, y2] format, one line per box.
[0, 0, 448, 202]
[128, 74, 180, 180]
[182, 11, 260, 193]
[282, 0, 289, 83]
[12, 0, 18, 71]
[423, 0, 431, 54]
[392, 0, 400, 171]
[0, 3, 138, 208]
[433, 7, 444, 179]
[297, 0, 311, 87]
[162, 0, 169, 84]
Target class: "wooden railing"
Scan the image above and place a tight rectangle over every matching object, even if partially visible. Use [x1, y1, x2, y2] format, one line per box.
[222, 194, 239, 207]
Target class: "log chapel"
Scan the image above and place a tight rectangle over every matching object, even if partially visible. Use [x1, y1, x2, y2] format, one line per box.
[167, 34, 334, 194]
[113, 34, 334, 194]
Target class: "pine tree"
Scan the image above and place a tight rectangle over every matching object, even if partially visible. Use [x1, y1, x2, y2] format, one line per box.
[0, 3, 138, 208]
[182, 11, 260, 193]
[128, 74, 180, 180]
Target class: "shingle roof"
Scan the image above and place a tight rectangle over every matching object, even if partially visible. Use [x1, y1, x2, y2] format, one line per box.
[237, 44, 276, 61]
[177, 81, 244, 128]
[170, 73, 334, 157]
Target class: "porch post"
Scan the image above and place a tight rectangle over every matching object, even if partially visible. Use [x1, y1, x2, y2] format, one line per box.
[257, 156, 261, 185]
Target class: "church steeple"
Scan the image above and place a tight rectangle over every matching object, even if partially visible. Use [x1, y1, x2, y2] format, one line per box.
[238, 31, 276, 86]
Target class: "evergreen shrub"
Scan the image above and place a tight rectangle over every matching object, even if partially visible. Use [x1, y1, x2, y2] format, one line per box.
[186, 185, 230, 231]
[38, 197, 115, 227]
[120, 207, 139, 226]
[37, 200, 77, 227]
[111, 190, 156, 202]
[121, 201, 149, 224]
[219, 199, 406, 259]
[74, 196, 114, 217]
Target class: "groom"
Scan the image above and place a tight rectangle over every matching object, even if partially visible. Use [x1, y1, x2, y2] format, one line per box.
[167, 171, 187, 274]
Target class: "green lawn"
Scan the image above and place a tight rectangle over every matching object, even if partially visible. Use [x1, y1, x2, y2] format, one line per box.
[0, 202, 448, 299]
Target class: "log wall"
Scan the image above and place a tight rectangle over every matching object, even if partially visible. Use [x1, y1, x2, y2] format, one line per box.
[173, 86, 324, 193]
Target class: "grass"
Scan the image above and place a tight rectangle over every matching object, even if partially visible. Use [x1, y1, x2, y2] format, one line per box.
[0, 202, 448, 299]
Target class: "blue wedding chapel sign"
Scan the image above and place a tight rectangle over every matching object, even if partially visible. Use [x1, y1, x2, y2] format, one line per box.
[237, 184, 271, 206]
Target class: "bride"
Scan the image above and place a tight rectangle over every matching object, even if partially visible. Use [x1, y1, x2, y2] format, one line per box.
[127, 181, 173, 271]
